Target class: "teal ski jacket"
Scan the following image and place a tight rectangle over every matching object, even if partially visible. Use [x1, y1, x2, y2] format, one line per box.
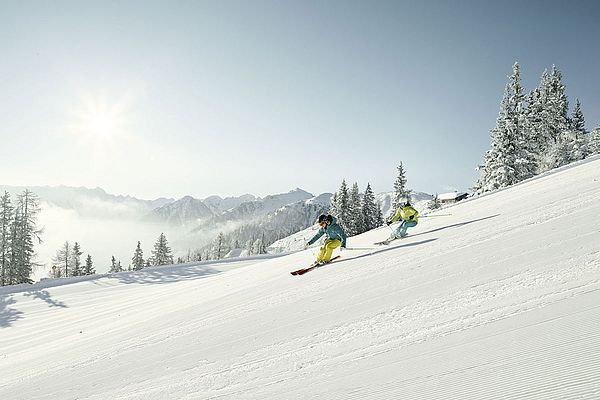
[308, 216, 347, 247]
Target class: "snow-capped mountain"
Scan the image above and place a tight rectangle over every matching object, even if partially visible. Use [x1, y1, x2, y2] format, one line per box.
[201, 193, 332, 253]
[0, 185, 173, 218]
[148, 189, 315, 228]
[214, 188, 315, 223]
[148, 196, 215, 225]
[202, 194, 257, 214]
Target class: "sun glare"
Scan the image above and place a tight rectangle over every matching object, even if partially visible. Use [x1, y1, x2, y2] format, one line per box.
[69, 92, 133, 144]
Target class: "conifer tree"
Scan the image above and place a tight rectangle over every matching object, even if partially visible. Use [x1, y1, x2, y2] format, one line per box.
[10, 190, 42, 284]
[475, 63, 531, 193]
[336, 180, 350, 230]
[245, 239, 254, 256]
[361, 183, 379, 232]
[109, 256, 119, 273]
[588, 127, 600, 155]
[347, 182, 363, 235]
[71, 242, 83, 277]
[213, 232, 227, 259]
[429, 194, 441, 210]
[6, 206, 21, 285]
[53, 241, 71, 278]
[131, 241, 145, 271]
[151, 233, 174, 266]
[84, 254, 95, 275]
[547, 65, 570, 142]
[392, 162, 410, 211]
[252, 237, 265, 255]
[329, 192, 339, 217]
[375, 203, 384, 228]
[0, 192, 13, 286]
[568, 98, 588, 160]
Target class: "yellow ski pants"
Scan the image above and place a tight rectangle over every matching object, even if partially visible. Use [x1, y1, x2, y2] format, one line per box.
[317, 239, 341, 262]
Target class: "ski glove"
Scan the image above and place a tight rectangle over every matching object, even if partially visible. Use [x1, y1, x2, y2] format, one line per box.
[386, 221, 391, 226]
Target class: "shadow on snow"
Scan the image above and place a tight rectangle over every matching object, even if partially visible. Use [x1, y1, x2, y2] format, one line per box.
[410, 214, 501, 238]
[24, 289, 68, 308]
[0, 294, 23, 328]
[105, 263, 223, 285]
[344, 238, 440, 263]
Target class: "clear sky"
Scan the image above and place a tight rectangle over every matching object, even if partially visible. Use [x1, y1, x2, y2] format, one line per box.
[1, 0, 599, 200]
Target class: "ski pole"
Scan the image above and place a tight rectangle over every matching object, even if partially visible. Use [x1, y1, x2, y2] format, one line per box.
[420, 214, 452, 218]
[344, 247, 377, 251]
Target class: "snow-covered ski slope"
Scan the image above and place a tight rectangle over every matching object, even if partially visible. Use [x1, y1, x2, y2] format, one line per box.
[1, 158, 600, 400]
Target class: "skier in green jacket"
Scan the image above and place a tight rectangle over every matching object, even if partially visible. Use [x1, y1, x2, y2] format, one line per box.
[385, 201, 419, 241]
[306, 214, 347, 266]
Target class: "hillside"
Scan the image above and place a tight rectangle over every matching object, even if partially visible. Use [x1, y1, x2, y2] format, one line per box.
[1, 158, 599, 399]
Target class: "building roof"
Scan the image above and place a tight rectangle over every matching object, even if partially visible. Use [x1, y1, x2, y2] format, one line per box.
[438, 192, 467, 201]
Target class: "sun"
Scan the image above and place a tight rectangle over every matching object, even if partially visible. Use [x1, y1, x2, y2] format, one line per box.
[84, 108, 118, 139]
[69, 92, 132, 143]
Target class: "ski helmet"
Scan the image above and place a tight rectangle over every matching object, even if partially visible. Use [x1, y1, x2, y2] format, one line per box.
[317, 214, 328, 223]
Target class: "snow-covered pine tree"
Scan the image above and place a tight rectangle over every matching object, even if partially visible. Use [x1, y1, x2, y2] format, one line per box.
[568, 98, 588, 161]
[361, 183, 379, 232]
[538, 66, 571, 172]
[6, 206, 21, 285]
[475, 63, 530, 193]
[131, 241, 145, 270]
[11, 190, 42, 284]
[375, 202, 384, 228]
[548, 65, 570, 142]
[336, 180, 350, 230]
[542, 131, 573, 170]
[252, 237, 265, 255]
[109, 256, 118, 273]
[0, 192, 13, 286]
[53, 241, 71, 278]
[213, 232, 227, 259]
[509, 63, 537, 181]
[523, 84, 545, 174]
[71, 242, 83, 277]
[347, 182, 363, 235]
[588, 127, 600, 155]
[429, 194, 441, 210]
[151, 232, 174, 266]
[329, 192, 339, 217]
[245, 239, 254, 256]
[392, 162, 409, 211]
[84, 254, 95, 275]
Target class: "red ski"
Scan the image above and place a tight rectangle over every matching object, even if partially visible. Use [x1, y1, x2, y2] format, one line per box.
[291, 256, 341, 276]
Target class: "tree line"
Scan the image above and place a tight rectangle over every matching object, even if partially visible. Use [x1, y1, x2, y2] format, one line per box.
[49, 233, 176, 278]
[329, 162, 413, 236]
[475, 63, 600, 193]
[0, 190, 41, 286]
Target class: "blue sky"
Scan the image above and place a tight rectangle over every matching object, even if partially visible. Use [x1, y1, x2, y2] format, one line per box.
[1, 0, 599, 199]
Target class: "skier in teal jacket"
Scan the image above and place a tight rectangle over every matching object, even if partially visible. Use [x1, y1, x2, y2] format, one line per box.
[306, 214, 347, 265]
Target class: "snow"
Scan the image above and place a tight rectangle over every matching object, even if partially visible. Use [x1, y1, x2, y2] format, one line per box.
[1, 159, 600, 399]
